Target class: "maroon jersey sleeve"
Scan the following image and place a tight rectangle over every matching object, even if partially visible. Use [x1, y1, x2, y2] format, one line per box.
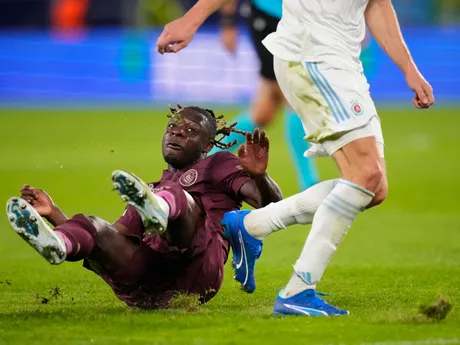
[114, 205, 144, 238]
[211, 152, 252, 198]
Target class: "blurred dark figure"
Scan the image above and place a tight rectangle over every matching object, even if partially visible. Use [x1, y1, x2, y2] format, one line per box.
[0, 0, 128, 29]
[0, 0, 51, 28]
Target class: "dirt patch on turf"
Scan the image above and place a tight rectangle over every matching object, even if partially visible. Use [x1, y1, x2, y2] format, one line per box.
[168, 292, 201, 312]
[419, 299, 452, 321]
[34, 287, 62, 305]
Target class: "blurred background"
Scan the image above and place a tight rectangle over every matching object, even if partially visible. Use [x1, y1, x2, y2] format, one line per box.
[0, 0, 459, 106]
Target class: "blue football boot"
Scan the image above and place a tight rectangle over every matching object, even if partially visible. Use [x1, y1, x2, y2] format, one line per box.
[273, 288, 350, 316]
[222, 210, 262, 293]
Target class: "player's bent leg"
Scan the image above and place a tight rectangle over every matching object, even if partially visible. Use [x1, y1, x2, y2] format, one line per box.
[6, 197, 66, 264]
[5, 199, 143, 287]
[112, 170, 169, 235]
[78, 216, 148, 286]
[54, 214, 146, 288]
[113, 170, 203, 249]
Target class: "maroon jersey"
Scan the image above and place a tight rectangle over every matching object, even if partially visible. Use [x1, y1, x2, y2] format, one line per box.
[116, 151, 252, 256]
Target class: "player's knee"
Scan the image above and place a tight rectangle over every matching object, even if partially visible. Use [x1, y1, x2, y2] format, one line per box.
[88, 216, 111, 232]
[357, 159, 384, 194]
[87, 216, 118, 243]
[368, 178, 388, 208]
[336, 136, 385, 194]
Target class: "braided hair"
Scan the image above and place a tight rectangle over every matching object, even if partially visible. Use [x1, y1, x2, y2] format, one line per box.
[167, 104, 247, 149]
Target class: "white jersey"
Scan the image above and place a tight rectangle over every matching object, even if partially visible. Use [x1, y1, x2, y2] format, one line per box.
[263, 0, 369, 69]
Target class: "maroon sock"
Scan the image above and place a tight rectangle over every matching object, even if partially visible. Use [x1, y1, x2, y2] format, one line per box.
[54, 214, 97, 261]
[156, 182, 189, 221]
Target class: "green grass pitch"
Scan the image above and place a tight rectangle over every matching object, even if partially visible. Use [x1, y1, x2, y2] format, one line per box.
[0, 107, 459, 345]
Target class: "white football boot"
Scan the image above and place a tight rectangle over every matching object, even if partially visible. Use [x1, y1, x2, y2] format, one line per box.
[111, 170, 169, 235]
[6, 197, 66, 264]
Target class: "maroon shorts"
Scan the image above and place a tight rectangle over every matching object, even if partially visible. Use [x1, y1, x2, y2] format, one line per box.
[83, 226, 228, 310]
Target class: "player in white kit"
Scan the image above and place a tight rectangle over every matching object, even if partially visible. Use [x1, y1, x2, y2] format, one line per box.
[157, 0, 434, 316]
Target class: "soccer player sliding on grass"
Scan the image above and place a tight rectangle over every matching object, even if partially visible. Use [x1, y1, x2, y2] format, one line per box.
[6, 105, 282, 310]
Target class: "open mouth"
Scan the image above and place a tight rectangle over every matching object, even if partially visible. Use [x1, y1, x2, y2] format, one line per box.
[166, 142, 182, 150]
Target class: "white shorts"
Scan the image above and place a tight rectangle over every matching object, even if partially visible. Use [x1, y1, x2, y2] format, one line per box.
[274, 57, 385, 158]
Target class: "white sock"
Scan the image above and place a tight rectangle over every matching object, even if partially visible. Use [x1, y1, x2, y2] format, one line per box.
[243, 179, 338, 240]
[282, 179, 374, 297]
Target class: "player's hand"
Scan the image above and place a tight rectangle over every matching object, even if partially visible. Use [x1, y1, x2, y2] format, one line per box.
[238, 128, 269, 177]
[405, 67, 434, 109]
[156, 16, 200, 54]
[20, 185, 56, 217]
[220, 26, 238, 53]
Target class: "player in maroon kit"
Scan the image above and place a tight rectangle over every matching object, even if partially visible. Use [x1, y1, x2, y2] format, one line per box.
[6, 105, 282, 310]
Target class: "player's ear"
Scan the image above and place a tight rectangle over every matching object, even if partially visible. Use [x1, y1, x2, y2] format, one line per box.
[203, 140, 213, 154]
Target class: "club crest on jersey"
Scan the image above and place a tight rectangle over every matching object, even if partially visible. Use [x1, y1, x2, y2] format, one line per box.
[350, 100, 363, 116]
[180, 169, 198, 187]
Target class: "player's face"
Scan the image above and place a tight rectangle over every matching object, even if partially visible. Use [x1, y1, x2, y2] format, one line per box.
[162, 110, 212, 169]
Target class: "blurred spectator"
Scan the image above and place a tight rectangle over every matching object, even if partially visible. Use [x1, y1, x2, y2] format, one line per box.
[0, 0, 51, 28]
[51, 0, 88, 31]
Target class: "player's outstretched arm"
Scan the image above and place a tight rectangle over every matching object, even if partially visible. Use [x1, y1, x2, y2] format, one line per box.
[156, 0, 229, 54]
[365, 0, 434, 109]
[238, 129, 283, 208]
[20, 185, 69, 226]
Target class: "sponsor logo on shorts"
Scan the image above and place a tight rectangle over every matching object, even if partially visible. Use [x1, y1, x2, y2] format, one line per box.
[179, 169, 198, 187]
[350, 100, 363, 116]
